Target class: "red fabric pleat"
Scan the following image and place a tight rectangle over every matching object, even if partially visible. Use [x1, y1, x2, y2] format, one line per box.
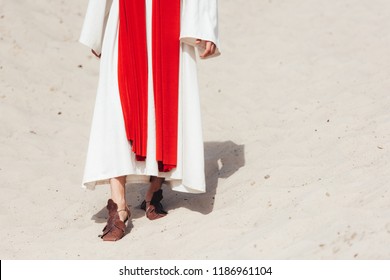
[118, 0, 148, 160]
[118, 0, 181, 172]
[152, 0, 181, 172]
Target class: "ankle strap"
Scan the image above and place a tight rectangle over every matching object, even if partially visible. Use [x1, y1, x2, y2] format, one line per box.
[117, 206, 130, 214]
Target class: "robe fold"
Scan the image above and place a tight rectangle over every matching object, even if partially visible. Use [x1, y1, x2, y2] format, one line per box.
[79, 0, 220, 193]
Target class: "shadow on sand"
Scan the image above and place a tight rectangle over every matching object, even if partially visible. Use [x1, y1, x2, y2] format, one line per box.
[163, 140, 245, 215]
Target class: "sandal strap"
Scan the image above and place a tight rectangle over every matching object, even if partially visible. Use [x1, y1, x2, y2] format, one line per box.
[117, 207, 131, 222]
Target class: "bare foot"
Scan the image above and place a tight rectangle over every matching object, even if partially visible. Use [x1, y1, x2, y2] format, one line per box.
[110, 176, 130, 221]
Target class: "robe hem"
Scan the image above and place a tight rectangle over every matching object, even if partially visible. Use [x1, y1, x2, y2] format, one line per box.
[82, 173, 205, 194]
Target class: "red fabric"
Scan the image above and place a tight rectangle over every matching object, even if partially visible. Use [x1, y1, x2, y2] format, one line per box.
[118, 0, 180, 172]
[118, 0, 148, 159]
[152, 0, 181, 171]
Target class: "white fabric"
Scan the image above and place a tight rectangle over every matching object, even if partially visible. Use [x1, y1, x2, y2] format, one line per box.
[79, 0, 220, 193]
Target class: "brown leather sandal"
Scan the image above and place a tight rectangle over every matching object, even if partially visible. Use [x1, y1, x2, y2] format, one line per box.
[140, 189, 167, 220]
[145, 201, 167, 220]
[99, 199, 131, 241]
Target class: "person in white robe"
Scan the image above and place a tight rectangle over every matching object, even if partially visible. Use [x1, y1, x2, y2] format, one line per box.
[79, 0, 220, 241]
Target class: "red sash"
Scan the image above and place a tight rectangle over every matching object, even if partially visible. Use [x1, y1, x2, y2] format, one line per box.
[118, 0, 180, 172]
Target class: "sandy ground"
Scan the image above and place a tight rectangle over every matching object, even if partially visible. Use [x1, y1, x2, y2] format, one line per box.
[1, 0, 390, 259]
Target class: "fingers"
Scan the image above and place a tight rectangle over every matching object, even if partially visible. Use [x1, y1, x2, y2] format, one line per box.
[200, 41, 215, 58]
[210, 43, 216, 55]
[199, 40, 216, 58]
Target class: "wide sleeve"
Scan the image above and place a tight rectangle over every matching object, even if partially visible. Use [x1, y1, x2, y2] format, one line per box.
[180, 0, 221, 58]
[79, 0, 113, 55]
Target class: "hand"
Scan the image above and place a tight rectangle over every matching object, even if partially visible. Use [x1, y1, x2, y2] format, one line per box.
[91, 49, 101, 58]
[196, 39, 216, 58]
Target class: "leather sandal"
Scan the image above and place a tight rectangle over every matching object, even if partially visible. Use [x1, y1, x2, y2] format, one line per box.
[140, 189, 167, 220]
[99, 199, 131, 241]
[144, 201, 167, 220]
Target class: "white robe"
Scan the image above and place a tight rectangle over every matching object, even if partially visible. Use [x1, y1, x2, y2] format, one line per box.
[79, 0, 220, 193]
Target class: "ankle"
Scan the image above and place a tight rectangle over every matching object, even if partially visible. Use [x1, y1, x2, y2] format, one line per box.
[111, 196, 125, 205]
[117, 208, 130, 221]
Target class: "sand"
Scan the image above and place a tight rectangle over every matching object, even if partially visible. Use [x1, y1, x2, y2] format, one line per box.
[1, 0, 390, 259]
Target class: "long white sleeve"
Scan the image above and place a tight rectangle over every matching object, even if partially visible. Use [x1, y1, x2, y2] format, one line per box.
[79, 0, 113, 55]
[180, 0, 220, 57]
